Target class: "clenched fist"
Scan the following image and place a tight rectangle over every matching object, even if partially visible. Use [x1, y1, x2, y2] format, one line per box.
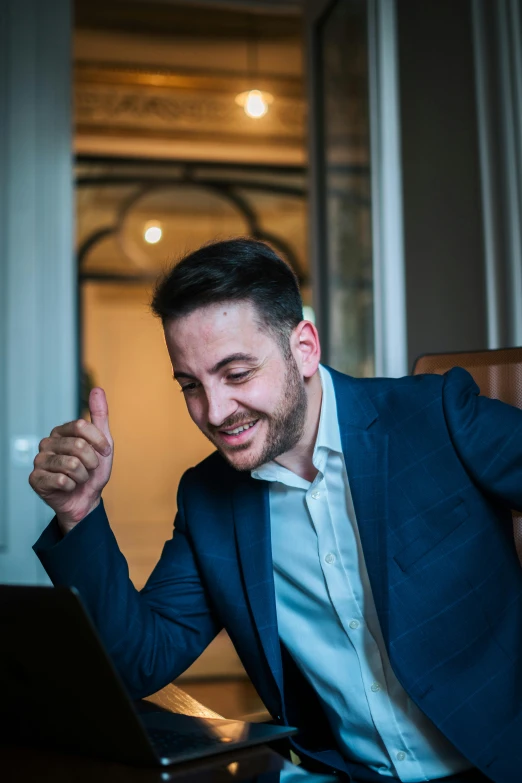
[29, 388, 113, 535]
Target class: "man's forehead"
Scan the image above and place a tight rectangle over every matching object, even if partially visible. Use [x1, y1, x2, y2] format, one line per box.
[166, 301, 264, 341]
[164, 301, 275, 372]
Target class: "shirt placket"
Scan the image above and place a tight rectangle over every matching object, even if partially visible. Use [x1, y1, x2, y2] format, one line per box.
[309, 457, 424, 782]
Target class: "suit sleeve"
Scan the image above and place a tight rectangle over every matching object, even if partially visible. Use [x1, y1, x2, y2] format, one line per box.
[32, 470, 221, 698]
[442, 366, 522, 511]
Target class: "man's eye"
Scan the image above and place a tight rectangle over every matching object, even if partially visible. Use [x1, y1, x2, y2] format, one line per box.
[228, 371, 251, 382]
[180, 382, 199, 393]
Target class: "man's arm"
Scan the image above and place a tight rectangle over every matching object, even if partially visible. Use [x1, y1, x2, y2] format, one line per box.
[30, 387, 220, 698]
[33, 478, 221, 699]
[442, 366, 522, 511]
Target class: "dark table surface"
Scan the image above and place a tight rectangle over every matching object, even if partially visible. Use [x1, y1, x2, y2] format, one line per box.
[0, 683, 311, 783]
[0, 742, 295, 783]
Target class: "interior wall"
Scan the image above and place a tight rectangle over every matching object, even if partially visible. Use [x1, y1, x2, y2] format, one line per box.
[73, 3, 305, 164]
[83, 282, 214, 588]
[397, 0, 488, 368]
[79, 190, 308, 289]
[75, 29, 303, 78]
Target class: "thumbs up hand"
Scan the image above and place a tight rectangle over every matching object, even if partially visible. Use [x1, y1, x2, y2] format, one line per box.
[29, 388, 114, 534]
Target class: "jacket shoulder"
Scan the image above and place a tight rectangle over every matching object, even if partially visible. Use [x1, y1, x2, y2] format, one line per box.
[329, 365, 477, 427]
[357, 365, 475, 398]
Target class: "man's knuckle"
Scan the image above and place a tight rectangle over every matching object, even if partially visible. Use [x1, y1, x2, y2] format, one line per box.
[34, 472, 47, 492]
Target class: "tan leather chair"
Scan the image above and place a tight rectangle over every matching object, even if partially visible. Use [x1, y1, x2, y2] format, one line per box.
[412, 347, 522, 563]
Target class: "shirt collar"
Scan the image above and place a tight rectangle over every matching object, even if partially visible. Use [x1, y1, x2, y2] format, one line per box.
[251, 364, 342, 484]
[315, 363, 343, 456]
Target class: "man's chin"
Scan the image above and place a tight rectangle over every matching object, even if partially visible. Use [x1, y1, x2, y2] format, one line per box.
[216, 443, 264, 472]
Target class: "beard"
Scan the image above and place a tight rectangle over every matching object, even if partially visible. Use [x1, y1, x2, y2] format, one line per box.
[205, 357, 308, 472]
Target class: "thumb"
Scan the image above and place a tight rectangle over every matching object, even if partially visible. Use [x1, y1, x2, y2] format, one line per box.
[89, 387, 112, 441]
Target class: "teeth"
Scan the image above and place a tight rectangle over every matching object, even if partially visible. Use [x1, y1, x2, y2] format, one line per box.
[224, 421, 257, 436]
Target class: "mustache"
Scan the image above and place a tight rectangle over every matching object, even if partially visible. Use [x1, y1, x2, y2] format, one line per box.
[208, 411, 265, 434]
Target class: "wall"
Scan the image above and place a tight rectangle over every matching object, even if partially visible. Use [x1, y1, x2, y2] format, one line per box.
[75, 29, 303, 78]
[83, 283, 213, 586]
[73, 3, 305, 164]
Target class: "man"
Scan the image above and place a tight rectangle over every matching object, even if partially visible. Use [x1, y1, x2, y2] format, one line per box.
[30, 239, 522, 783]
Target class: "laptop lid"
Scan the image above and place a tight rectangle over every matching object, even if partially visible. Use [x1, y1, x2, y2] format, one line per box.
[0, 584, 160, 764]
[0, 585, 295, 767]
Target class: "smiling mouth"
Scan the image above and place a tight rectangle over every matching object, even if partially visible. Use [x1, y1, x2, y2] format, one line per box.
[221, 420, 259, 436]
[215, 418, 260, 447]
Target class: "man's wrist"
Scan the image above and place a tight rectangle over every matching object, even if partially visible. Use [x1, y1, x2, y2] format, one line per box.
[56, 498, 101, 535]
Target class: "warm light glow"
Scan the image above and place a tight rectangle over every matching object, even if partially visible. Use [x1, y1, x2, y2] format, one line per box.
[245, 90, 268, 118]
[144, 222, 162, 244]
[235, 89, 273, 119]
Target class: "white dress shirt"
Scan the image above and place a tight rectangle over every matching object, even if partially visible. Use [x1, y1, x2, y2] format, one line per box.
[252, 365, 471, 782]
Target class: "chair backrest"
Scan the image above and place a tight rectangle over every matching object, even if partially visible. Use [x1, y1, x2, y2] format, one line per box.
[412, 347, 522, 563]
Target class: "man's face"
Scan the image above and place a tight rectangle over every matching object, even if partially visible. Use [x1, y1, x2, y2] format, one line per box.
[164, 301, 307, 471]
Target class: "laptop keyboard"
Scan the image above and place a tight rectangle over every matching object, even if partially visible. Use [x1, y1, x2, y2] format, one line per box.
[148, 728, 230, 757]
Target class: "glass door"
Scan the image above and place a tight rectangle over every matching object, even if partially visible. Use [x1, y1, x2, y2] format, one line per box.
[306, 0, 407, 378]
[307, 0, 374, 377]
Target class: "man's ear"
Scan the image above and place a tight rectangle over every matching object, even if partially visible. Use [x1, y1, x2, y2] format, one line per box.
[290, 321, 321, 378]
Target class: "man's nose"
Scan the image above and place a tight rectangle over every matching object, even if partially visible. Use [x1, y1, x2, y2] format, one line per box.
[206, 389, 237, 428]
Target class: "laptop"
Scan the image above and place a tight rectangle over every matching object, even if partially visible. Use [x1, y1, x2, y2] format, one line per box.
[0, 585, 297, 767]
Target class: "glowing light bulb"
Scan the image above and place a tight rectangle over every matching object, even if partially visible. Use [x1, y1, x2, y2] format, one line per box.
[245, 90, 267, 118]
[235, 89, 273, 119]
[144, 222, 162, 244]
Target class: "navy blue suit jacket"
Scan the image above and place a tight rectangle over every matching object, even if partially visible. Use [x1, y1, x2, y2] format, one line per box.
[34, 367, 522, 782]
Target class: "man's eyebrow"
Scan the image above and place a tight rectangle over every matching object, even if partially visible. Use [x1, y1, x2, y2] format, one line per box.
[173, 353, 258, 381]
[173, 370, 196, 380]
[210, 353, 258, 374]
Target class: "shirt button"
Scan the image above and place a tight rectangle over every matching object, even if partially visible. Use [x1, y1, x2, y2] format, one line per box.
[370, 682, 381, 692]
[324, 553, 336, 564]
[396, 752, 406, 762]
[311, 490, 321, 499]
[349, 619, 360, 629]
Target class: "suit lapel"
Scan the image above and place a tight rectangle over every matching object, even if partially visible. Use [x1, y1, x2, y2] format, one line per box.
[232, 473, 283, 699]
[329, 368, 390, 641]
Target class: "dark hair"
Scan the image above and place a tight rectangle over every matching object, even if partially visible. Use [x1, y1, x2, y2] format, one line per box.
[151, 238, 303, 352]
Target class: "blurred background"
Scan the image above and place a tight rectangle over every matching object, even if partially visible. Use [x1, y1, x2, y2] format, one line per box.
[1, 0, 522, 717]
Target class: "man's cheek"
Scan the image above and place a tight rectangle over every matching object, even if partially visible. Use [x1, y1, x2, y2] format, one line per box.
[240, 385, 273, 413]
[186, 400, 204, 427]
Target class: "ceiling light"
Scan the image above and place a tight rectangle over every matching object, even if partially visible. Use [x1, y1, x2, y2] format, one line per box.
[235, 89, 273, 119]
[236, 20, 273, 120]
[144, 222, 162, 244]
